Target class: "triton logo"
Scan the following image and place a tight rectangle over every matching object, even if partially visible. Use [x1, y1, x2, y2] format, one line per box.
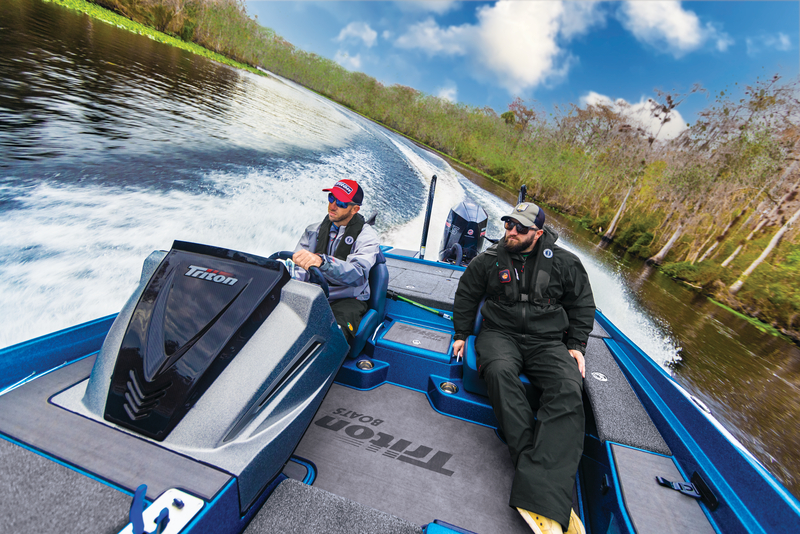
[331, 408, 384, 426]
[334, 181, 353, 194]
[184, 265, 238, 285]
[313, 410, 455, 476]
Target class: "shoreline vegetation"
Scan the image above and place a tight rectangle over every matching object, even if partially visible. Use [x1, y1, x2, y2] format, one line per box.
[44, 0, 800, 344]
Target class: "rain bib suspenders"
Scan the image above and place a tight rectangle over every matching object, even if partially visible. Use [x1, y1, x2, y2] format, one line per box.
[489, 241, 557, 306]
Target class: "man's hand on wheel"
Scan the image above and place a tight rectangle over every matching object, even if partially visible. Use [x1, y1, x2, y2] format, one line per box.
[293, 250, 323, 271]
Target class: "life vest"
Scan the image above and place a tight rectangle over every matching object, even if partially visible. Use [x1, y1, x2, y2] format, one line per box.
[314, 213, 366, 260]
[485, 237, 557, 306]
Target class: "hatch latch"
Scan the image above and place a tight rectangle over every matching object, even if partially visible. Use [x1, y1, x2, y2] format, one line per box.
[655, 472, 720, 511]
[656, 476, 701, 499]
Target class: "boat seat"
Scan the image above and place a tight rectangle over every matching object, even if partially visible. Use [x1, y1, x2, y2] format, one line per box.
[462, 298, 539, 404]
[348, 250, 389, 358]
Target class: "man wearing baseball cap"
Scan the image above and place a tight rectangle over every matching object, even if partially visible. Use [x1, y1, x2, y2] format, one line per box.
[452, 202, 595, 534]
[293, 179, 380, 341]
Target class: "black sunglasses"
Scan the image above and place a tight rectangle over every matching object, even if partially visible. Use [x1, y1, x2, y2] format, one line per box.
[504, 220, 536, 234]
[328, 193, 352, 209]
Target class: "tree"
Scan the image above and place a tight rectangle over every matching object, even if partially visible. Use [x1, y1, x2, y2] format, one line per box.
[730, 203, 800, 294]
[648, 223, 684, 265]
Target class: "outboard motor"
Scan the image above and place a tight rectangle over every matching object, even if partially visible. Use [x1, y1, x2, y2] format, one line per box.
[66, 241, 349, 511]
[438, 200, 488, 266]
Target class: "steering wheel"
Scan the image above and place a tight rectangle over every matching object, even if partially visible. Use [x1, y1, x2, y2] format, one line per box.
[269, 251, 329, 299]
[442, 243, 463, 266]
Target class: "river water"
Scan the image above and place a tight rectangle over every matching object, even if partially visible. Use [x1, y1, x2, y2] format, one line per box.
[2, 0, 798, 498]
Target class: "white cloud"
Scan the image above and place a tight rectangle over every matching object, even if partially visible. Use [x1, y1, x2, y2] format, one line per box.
[618, 1, 732, 58]
[777, 33, 793, 50]
[395, 1, 606, 94]
[395, 17, 470, 55]
[746, 33, 792, 56]
[436, 83, 458, 102]
[579, 91, 688, 140]
[334, 50, 362, 70]
[560, 1, 608, 39]
[712, 25, 734, 52]
[335, 22, 378, 48]
[395, 1, 461, 15]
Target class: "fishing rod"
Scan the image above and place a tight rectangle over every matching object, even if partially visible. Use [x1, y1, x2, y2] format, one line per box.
[418, 174, 437, 259]
[386, 289, 452, 321]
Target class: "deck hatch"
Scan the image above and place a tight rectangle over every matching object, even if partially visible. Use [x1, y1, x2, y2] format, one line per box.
[382, 322, 452, 354]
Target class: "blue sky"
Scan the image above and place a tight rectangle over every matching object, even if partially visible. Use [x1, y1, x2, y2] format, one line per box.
[244, 1, 799, 138]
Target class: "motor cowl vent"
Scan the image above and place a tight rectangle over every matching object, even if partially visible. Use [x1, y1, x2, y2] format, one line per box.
[123, 370, 169, 421]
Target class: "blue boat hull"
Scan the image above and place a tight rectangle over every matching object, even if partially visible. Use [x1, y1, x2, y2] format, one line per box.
[1, 250, 798, 534]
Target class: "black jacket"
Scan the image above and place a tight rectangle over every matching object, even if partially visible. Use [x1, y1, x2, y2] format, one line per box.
[453, 227, 595, 353]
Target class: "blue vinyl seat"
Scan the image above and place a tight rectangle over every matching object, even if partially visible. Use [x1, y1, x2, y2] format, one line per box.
[462, 298, 539, 406]
[348, 251, 389, 359]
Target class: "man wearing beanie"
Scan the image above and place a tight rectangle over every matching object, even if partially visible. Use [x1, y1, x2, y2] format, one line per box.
[452, 202, 595, 534]
[293, 179, 380, 340]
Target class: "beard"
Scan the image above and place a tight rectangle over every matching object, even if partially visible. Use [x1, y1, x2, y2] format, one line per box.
[328, 206, 356, 224]
[503, 231, 536, 253]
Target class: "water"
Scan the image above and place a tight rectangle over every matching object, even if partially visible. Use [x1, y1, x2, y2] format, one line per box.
[1, 0, 798, 498]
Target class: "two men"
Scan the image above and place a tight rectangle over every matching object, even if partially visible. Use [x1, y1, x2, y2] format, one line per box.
[452, 202, 595, 534]
[293, 179, 380, 340]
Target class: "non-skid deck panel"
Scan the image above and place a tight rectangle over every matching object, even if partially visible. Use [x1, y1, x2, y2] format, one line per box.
[245, 478, 423, 534]
[0, 355, 232, 502]
[612, 444, 715, 534]
[293, 383, 533, 534]
[386, 256, 462, 311]
[382, 322, 452, 353]
[0, 437, 131, 534]
[584, 337, 671, 455]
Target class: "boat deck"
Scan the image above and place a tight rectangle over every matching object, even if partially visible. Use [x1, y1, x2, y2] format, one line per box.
[291, 382, 529, 532]
[1, 250, 796, 533]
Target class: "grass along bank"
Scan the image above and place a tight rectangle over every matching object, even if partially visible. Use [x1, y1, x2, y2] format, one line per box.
[43, 0, 264, 77]
[41, 0, 800, 345]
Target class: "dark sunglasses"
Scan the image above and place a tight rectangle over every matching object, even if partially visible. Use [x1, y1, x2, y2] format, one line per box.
[328, 193, 352, 209]
[504, 220, 536, 234]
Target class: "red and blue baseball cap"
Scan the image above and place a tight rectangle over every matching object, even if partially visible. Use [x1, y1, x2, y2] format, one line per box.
[323, 179, 364, 205]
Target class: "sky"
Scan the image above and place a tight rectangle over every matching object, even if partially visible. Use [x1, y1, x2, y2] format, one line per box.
[244, 1, 799, 139]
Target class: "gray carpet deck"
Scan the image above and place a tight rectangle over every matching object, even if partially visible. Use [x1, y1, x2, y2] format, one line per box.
[293, 383, 534, 534]
[584, 337, 671, 455]
[0, 437, 131, 534]
[386, 256, 462, 311]
[612, 444, 714, 534]
[246, 479, 423, 534]
[0, 356, 231, 502]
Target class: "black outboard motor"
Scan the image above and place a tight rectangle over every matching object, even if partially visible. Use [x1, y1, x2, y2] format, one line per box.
[70, 240, 349, 512]
[438, 200, 488, 266]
